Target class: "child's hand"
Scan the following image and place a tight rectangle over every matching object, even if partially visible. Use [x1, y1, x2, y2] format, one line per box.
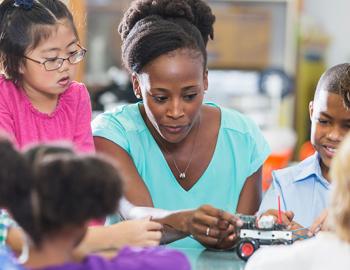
[259, 209, 295, 227]
[308, 209, 328, 237]
[115, 218, 163, 247]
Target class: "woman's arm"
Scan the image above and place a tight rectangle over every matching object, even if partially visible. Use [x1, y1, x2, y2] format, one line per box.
[94, 137, 243, 248]
[94, 137, 153, 206]
[236, 167, 263, 214]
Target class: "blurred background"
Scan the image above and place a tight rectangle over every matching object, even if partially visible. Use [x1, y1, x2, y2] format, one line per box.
[66, 0, 349, 189]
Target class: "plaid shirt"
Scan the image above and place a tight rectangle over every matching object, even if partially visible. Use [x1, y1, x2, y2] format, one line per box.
[0, 209, 15, 246]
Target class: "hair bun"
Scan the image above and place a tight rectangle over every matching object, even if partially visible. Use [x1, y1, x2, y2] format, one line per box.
[14, 0, 33, 10]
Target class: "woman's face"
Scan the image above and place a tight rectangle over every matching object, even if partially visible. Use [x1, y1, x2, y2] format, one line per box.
[133, 49, 208, 144]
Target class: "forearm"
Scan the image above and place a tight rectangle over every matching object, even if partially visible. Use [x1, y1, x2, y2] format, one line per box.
[119, 197, 193, 243]
[74, 225, 120, 256]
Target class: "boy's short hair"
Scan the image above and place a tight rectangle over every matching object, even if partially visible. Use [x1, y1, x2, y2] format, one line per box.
[314, 63, 350, 109]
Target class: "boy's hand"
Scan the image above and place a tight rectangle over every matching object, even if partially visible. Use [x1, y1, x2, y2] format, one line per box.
[308, 209, 329, 237]
[259, 209, 295, 227]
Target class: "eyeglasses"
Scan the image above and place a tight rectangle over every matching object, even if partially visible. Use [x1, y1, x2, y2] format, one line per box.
[23, 44, 87, 71]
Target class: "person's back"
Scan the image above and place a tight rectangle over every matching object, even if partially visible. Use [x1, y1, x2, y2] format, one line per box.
[3, 145, 190, 270]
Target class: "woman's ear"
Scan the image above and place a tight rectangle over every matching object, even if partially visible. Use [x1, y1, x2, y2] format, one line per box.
[203, 69, 209, 92]
[131, 73, 142, 99]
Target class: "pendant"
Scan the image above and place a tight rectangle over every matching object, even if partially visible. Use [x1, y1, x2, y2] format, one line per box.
[179, 172, 186, 179]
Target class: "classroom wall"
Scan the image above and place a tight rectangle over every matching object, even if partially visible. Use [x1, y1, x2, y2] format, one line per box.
[303, 0, 350, 67]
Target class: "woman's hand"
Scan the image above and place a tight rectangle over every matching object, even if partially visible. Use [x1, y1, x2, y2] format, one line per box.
[187, 205, 243, 249]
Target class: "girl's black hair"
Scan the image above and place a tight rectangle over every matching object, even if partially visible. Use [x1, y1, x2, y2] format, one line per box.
[0, 0, 78, 83]
[0, 137, 31, 207]
[118, 0, 215, 73]
[6, 145, 123, 247]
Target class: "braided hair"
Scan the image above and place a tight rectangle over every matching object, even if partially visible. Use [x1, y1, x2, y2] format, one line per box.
[118, 0, 215, 73]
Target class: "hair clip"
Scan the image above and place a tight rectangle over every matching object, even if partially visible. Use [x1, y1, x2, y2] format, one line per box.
[14, 0, 34, 10]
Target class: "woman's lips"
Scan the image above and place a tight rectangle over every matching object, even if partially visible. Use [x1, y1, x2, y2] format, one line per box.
[162, 125, 186, 134]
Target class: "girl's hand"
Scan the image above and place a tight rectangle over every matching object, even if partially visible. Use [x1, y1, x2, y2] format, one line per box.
[75, 218, 163, 259]
[187, 205, 243, 249]
[114, 218, 163, 247]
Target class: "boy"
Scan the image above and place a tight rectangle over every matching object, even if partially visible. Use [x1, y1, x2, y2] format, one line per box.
[259, 63, 350, 231]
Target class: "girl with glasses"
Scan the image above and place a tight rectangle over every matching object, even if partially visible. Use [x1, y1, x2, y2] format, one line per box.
[0, 0, 93, 153]
[0, 0, 162, 262]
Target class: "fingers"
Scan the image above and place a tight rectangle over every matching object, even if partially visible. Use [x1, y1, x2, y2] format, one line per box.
[144, 220, 163, 231]
[308, 210, 328, 237]
[260, 209, 293, 226]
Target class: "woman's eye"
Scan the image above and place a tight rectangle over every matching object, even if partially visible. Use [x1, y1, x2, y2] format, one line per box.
[183, 93, 198, 101]
[153, 96, 167, 103]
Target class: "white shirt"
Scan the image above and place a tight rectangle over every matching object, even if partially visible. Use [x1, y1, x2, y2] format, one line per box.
[245, 232, 350, 270]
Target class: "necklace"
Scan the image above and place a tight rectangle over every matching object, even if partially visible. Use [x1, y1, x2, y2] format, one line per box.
[157, 116, 201, 180]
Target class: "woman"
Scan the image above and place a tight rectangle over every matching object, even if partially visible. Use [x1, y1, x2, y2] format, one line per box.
[93, 0, 270, 249]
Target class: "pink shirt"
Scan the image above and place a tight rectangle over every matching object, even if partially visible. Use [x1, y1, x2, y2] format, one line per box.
[0, 76, 94, 153]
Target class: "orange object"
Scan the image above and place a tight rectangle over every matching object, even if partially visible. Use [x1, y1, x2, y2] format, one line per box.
[262, 149, 293, 192]
[299, 141, 315, 161]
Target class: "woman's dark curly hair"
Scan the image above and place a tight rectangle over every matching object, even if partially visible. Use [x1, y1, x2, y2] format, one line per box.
[315, 63, 350, 109]
[7, 145, 123, 247]
[0, 0, 78, 83]
[118, 0, 215, 73]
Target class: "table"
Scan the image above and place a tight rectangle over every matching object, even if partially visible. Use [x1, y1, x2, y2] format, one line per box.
[179, 248, 246, 270]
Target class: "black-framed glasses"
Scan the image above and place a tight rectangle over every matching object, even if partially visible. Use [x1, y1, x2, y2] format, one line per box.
[23, 44, 87, 71]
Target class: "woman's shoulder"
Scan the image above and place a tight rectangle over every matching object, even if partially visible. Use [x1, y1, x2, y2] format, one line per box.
[92, 103, 144, 133]
[204, 103, 260, 135]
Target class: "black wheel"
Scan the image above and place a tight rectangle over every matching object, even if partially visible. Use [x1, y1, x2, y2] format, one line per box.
[272, 239, 289, 245]
[236, 238, 260, 261]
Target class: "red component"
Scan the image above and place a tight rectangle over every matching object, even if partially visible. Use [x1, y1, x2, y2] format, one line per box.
[277, 195, 282, 224]
[241, 242, 254, 256]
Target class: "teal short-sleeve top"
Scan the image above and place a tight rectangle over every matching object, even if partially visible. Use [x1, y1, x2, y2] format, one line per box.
[92, 103, 270, 248]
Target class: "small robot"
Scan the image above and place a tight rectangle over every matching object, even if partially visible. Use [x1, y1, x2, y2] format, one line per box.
[235, 214, 293, 261]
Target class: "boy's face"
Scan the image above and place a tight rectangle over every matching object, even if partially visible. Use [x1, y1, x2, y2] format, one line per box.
[309, 91, 350, 175]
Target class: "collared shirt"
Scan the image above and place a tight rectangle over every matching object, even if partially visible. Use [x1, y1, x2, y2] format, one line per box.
[245, 232, 350, 270]
[259, 153, 330, 228]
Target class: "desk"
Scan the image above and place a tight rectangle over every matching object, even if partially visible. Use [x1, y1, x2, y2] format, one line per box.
[179, 248, 246, 270]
